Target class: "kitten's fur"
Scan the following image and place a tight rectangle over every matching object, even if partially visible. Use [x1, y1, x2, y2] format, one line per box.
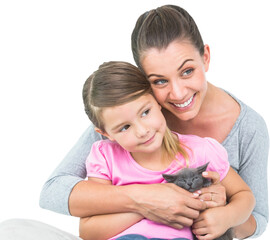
[162, 162, 233, 240]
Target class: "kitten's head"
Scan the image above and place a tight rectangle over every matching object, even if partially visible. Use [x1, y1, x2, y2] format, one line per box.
[162, 162, 211, 192]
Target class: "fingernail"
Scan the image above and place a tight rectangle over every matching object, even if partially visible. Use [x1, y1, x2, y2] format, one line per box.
[193, 193, 199, 197]
[200, 199, 204, 202]
[197, 190, 202, 194]
[202, 172, 208, 176]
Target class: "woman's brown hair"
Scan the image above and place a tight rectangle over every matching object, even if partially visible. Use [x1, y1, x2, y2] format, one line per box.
[131, 5, 204, 69]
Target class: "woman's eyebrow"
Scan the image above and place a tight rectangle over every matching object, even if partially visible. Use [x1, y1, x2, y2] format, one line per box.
[147, 59, 194, 78]
[177, 59, 194, 71]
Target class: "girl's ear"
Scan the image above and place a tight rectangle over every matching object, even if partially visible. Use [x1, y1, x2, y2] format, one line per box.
[94, 127, 115, 141]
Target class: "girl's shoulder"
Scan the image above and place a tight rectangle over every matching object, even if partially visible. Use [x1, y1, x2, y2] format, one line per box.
[92, 139, 126, 156]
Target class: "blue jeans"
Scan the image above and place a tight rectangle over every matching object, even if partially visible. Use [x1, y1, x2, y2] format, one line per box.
[115, 234, 189, 240]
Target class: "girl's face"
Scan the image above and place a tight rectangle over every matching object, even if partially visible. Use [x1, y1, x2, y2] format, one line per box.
[141, 40, 210, 121]
[98, 94, 167, 155]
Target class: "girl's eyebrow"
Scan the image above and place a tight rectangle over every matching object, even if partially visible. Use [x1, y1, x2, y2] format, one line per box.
[147, 59, 194, 78]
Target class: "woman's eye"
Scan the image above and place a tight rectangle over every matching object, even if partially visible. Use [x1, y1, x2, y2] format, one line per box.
[142, 109, 150, 117]
[153, 79, 168, 85]
[182, 68, 194, 76]
[120, 125, 130, 132]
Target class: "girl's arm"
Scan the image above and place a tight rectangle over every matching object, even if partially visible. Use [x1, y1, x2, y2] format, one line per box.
[192, 167, 256, 240]
[79, 178, 143, 240]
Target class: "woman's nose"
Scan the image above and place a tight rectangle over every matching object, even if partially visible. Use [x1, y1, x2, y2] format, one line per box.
[169, 80, 187, 100]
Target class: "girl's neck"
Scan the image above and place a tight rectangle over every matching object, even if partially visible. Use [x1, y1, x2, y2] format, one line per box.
[130, 146, 172, 171]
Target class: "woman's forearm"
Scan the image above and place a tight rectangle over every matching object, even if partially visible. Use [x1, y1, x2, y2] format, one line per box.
[226, 191, 256, 238]
[69, 180, 206, 230]
[233, 214, 256, 239]
[69, 180, 136, 217]
[79, 212, 143, 240]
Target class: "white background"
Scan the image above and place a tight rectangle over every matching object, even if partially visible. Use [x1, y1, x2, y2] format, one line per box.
[0, 0, 269, 238]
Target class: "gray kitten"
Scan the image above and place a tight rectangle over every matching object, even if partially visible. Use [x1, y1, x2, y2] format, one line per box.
[162, 162, 233, 240]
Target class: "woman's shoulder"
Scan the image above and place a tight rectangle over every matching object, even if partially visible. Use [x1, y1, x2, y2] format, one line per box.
[227, 92, 268, 137]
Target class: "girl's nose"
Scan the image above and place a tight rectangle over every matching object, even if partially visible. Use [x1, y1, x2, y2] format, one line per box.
[135, 124, 149, 138]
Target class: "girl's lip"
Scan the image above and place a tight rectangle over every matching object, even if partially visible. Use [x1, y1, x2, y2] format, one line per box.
[142, 134, 155, 145]
[170, 93, 196, 110]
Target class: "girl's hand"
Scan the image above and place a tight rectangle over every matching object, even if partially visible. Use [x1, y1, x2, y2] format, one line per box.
[192, 207, 231, 240]
[196, 171, 226, 208]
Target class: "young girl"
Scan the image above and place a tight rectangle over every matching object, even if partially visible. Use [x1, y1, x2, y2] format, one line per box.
[79, 61, 255, 240]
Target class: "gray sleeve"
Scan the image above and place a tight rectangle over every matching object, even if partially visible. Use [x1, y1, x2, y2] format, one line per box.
[39, 123, 103, 215]
[239, 111, 269, 238]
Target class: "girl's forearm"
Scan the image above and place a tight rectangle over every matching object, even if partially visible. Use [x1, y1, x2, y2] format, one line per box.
[79, 212, 143, 240]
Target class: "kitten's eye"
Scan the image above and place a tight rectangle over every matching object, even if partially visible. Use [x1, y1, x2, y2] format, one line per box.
[192, 176, 199, 181]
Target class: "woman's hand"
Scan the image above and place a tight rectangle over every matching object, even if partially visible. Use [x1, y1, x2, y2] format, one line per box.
[129, 183, 206, 229]
[196, 171, 226, 208]
[192, 207, 230, 240]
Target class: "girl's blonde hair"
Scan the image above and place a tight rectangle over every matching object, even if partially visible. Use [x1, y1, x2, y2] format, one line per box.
[82, 61, 189, 165]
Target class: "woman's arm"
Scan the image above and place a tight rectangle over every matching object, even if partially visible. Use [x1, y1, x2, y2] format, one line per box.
[192, 167, 256, 240]
[232, 111, 269, 238]
[70, 180, 206, 229]
[39, 124, 103, 215]
[79, 178, 144, 240]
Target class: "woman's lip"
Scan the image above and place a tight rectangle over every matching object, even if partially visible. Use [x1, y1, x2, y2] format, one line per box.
[170, 93, 196, 110]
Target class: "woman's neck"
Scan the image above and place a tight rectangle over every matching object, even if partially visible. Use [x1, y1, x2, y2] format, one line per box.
[163, 82, 240, 142]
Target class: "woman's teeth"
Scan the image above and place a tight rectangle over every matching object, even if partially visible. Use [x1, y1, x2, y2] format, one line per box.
[174, 95, 194, 108]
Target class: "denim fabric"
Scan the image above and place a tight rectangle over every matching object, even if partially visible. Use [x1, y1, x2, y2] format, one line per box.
[115, 234, 189, 240]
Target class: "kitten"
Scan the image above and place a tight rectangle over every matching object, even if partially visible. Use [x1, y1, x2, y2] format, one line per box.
[162, 162, 233, 240]
[162, 162, 211, 192]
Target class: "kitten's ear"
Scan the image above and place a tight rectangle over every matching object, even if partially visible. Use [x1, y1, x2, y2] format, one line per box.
[162, 173, 177, 183]
[197, 162, 210, 174]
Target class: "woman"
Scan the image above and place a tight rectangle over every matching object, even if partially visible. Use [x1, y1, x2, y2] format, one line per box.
[1, 4, 268, 240]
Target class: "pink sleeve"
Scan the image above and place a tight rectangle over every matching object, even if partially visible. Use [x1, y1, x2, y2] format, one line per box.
[204, 137, 230, 181]
[85, 141, 112, 180]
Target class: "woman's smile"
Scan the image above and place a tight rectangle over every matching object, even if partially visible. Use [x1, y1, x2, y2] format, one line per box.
[170, 93, 196, 110]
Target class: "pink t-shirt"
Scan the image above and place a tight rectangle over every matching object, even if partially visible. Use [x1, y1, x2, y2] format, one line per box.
[86, 133, 230, 240]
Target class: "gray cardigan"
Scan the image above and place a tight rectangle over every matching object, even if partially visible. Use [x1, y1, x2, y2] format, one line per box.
[39, 93, 269, 238]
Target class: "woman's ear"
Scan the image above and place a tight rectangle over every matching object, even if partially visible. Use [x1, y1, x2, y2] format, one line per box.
[94, 127, 115, 141]
[203, 44, 210, 72]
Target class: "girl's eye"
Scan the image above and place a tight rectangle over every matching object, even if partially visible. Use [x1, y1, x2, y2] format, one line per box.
[142, 109, 150, 117]
[153, 79, 168, 85]
[120, 125, 130, 132]
[182, 68, 194, 76]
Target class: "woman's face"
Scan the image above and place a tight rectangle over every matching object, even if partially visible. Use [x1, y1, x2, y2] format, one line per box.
[141, 40, 210, 121]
